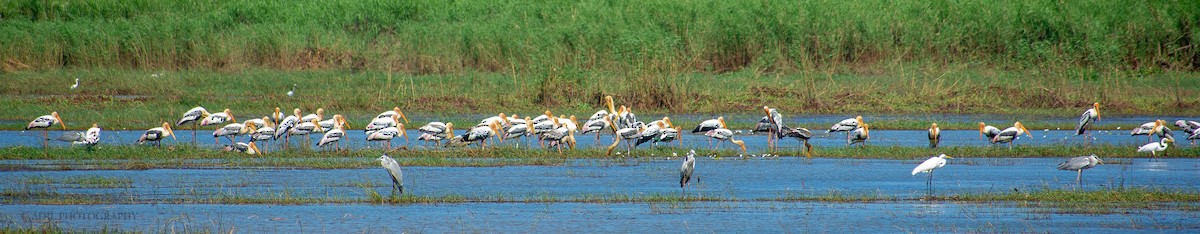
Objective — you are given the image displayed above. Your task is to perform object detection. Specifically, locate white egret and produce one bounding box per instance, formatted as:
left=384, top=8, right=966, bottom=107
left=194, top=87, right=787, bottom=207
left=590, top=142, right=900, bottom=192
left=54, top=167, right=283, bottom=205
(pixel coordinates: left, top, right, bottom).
left=912, top=154, right=952, bottom=197
left=70, top=78, right=79, bottom=90
left=1137, top=138, right=1173, bottom=161
left=287, top=84, right=296, bottom=97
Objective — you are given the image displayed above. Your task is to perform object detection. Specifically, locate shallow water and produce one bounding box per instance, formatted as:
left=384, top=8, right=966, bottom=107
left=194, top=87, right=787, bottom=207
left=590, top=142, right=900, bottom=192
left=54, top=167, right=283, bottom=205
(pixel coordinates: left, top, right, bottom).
left=1, top=157, right=1198, bottom=232
left=3, top=202, right=1197, bottom=233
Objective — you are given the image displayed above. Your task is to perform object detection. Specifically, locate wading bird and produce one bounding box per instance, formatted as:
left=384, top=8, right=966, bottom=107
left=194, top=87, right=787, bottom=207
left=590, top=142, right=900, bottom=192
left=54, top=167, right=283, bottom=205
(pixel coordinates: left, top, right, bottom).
left=614, top=123, right=646, bottom=154
left=200, top=109, right=236, bottom=144
left=829, top=116, right=863, bottom=133
left=692, top=117, right=726, bottom=147
left=781, top=126, right=814, bottom=158
left=374, top=107, right=410, bottom=125
left=680, top=150, right=696, bottom=193
left=213, top=122, right=255, bottom=145
left=177, top=106, right=210, bottom=143
left=991, top=122, right=1032, bottom=148
left=366, top=114, right=408, bottom=147
left=581, top=115, right=612, bottom=144
left=287, top=84, right=296, bottom=97
left=318, top=117, right=349, bottom=150
left=704, top=128, right=747, bottom=155
left=301, top=108, right=324, bottom=123
left=57, top=123, right=100, bottom=148
left=70, top=78, right=79, bottom=90
left=138, top=122, right=175, bottom=147
left=228, top=142, right=262, bottom=155
left=378, top=154, right=404, bottom=195
left=289, top=119, right=324, bottom=147
left=417, top=122, right=451, bottom=147
left=848, top=124, right=870, bottom=147
left=318, top=114, right=348, bottom=132
left=763, top=106, right=783, bottom=151
left=250, top=117, right=276, bottom=150
left=26, top=111, right=66, bottom=150
left=979, top=122, right=1001, bottom=142
left=912, top=154, right=952, bottom=197
left=274, top=109, right=301, bottom=149
left=366, top=126, right=402, bottom=151
left=1130, top=120, right=1173, bottom=142
left=1137, top=138, right=1173, bottom=161
left=1175, top=120, right=1200, bottom=145
left=1076, top=102, right=1100, bottom=141
left=928, top=123, right=941, bottom=148
left=1057, top=155, right=1103, bottom=188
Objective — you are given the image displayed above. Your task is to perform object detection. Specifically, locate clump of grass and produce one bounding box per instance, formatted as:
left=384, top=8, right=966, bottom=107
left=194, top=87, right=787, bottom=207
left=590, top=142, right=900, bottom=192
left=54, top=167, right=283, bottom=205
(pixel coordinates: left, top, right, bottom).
left=19, top=175, right=133, bottom=188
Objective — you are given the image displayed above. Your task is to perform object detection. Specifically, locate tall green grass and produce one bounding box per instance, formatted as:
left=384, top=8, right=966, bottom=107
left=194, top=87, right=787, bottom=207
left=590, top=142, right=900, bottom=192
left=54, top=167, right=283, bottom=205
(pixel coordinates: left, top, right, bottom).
left=2, top=0, right=1197, bottom=72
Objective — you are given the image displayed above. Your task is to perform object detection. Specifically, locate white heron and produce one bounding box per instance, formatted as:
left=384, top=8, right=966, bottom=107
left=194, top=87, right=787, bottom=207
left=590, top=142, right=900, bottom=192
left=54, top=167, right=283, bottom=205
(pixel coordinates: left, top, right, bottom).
left=377, top=154, right=404, bottom=195
left=70, top=78, right=79, bottom=90
left=680, top=150, right=696, bottom=193
left=1057, top=155, right=1103, bottom=188
left=287, top=84, right=296, bottom=97
left=912, top=154, right=952, bottom=197
left=1137, top=138, right=1173, bottom=161
left=928, top=123, right=941, bottom=148
left=26, top=111, right=66, bottom=150
left=137, top=122, right=176, bottom=147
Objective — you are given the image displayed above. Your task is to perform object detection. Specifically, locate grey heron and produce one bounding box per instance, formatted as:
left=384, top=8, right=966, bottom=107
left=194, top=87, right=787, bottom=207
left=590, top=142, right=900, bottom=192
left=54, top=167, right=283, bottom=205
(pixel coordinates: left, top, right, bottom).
left=378, top=154, right=404, bottom=195
left=680, top=150, right=696, bottom=193
left=1057, top=155, right=1103, bottom=188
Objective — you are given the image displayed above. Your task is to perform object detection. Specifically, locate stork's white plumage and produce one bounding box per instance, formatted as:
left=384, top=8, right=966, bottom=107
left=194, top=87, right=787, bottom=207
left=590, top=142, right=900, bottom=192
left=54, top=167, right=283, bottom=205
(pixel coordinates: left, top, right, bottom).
left=829, top=116, right=863, bottom=133
left=301, top=108, right=324, bottom=123
left=213, top=122, right=255, bottom=145
left=138, top=122, right=175, bottom=147
left=979, top=122, right=1001, bottom=141
left=366, top=126, right=402, bottom=150
left=692, top=117, right=725, bottom=133
left=374, top=107, right=409, bottom=125
left=200, top=109, right=235, bottom=126
left=27, top=112, right=65, bottom=130
left=991, top=122, right=1031, bottom=147
left=318, top=115, right=348, bottom=132
left=177, top=107, right=209, bottom=126
left=1076, top=102, right=1100, bottom=136
left=928, top=123, right=940, bottom=148
left=848, top=124, right=870, bottom=147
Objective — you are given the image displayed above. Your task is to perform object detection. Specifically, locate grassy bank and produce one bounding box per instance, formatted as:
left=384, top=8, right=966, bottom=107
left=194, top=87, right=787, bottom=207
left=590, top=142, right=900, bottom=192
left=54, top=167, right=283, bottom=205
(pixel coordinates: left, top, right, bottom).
left=2, top=69, right=1198, bottom=131
left=0, top=144, right=1194, bottom=170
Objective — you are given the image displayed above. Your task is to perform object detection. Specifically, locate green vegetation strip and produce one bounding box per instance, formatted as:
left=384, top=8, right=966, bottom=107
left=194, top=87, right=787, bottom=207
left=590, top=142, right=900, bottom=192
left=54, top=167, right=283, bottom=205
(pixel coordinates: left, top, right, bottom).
left=4, top=186, right=1196, bottom=211
left=0, top=144, right=1195, bottom=170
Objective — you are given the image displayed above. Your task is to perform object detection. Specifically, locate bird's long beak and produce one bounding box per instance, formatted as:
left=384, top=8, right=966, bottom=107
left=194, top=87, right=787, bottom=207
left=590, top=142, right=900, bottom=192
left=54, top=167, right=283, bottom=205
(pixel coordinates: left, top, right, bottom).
left=855, top=116, right=864, bottom=127
left=225, top=109, right=236, bottom=123
left=664, top=117, right=673, bottom=128
left=340, top=116, right=351, bottom=129
left=1097, top=158, right=1104, bottom=164
left=719, top=117, right=727, bottom=129
left=399, top=111, right=409, bottom=124
left=445, top=123, right=454, bottom=139
left=978, top=122, right=986, bottom=140
left=733, top=139, right=747, bottom=154
left=762, top=106, right=772, bottom=121
left=944, top=155, right=953, bottom=159
left=1018, top=122, right=1031, bottom=137
left=165, top=123, right=176, bottom=140
left=605, top=96, right=615, bottom=114
left=53, top=112, right=66, bottom=130
left=250, top=142, right=261, bottom=154
left=1094, top=102, right=1101, bottom=121
left=313, top=119, right=324, bottom=132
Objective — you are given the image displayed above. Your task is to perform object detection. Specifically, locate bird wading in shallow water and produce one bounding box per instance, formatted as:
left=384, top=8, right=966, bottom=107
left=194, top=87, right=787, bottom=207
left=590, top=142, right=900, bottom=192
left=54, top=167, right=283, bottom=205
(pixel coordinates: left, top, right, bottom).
left=1057, top=155, right=1103, bottom=189
left=912, top=154, right=952, bottom=197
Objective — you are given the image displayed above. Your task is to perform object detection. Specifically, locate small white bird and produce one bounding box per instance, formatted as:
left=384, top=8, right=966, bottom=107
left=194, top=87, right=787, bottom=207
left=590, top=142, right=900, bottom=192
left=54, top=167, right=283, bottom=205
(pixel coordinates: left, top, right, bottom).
left=287, top=84, right=296, bottom=97
left=378, top=154, right=404, bottom=195
left=70, top=78, right=79, bottom=90
left=912, top=154, right=952, bottom=196
left=1137, top=138, right=1173, bottom=161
